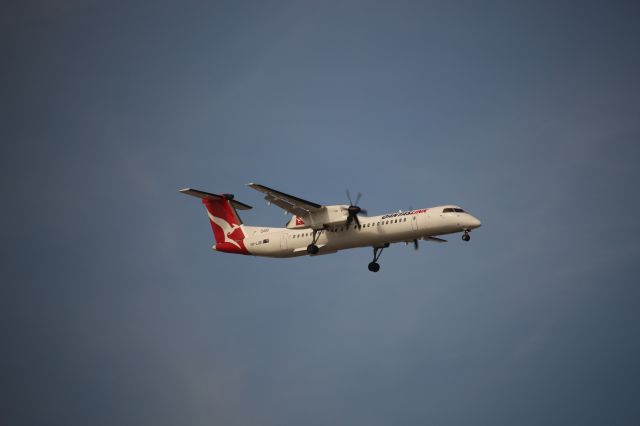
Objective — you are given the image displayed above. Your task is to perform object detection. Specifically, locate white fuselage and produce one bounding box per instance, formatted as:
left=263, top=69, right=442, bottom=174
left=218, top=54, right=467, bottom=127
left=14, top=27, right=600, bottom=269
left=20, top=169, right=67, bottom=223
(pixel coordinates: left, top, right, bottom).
left=235, top=205, right=481, bottom=258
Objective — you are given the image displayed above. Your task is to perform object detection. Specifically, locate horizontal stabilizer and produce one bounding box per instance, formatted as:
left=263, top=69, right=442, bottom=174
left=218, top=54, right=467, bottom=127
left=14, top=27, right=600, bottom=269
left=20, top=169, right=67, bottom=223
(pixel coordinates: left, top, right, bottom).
left=179, top=188, right=252, bottom=210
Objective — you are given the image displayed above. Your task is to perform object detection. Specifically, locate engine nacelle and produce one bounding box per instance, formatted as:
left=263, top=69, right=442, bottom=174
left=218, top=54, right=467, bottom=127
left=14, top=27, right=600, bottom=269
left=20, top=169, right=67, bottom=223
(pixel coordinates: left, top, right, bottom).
left=285, top=205, right=352, bottom=229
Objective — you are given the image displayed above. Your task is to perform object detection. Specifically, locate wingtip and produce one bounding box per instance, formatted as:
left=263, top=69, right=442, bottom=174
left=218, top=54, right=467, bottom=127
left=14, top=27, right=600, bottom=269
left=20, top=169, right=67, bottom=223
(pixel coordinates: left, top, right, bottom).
left=179, top=188, right=191, bottom=193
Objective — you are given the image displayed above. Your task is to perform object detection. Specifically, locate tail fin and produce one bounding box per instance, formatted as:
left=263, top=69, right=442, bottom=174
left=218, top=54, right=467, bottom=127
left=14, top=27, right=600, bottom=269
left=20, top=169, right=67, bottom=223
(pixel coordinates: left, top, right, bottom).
left=180, top=188, right=253, bottom=254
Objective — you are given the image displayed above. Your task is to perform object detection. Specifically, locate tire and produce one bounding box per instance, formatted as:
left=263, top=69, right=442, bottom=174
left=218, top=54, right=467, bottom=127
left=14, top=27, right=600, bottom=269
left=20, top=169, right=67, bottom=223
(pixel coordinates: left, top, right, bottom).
left=368, top=262, right=380, bottom=272
left=307, top=244, right=319, bottom=255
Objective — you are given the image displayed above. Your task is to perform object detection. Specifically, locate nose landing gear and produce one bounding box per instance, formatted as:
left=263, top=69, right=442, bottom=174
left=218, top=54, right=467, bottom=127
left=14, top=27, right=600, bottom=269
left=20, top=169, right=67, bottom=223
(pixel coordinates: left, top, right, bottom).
left=368, top=244, right=388, bottom=272
left=368, top=262, right=380, bottom=272
left=462, top=230, right=471, bottom=241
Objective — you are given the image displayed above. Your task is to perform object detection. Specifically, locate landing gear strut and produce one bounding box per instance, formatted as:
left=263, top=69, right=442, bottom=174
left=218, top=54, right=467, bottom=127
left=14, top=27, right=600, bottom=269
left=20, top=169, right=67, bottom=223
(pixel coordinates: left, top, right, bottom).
left=368, top=245, right=387, bottom=272
left=462, top=230, right=471, bottom=241
left=307, top=229, right=322, bottom=255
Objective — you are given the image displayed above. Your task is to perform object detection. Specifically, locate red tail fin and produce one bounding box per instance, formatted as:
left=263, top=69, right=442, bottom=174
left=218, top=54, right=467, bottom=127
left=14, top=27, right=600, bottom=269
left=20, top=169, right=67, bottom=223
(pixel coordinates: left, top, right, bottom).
left=180, top=189, right=252, bottom=254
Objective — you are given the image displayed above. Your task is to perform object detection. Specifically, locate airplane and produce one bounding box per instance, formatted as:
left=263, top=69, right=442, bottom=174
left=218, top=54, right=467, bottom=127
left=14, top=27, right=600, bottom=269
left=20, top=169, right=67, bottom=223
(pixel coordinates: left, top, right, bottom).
left=180, top=183, right=481, bottom=272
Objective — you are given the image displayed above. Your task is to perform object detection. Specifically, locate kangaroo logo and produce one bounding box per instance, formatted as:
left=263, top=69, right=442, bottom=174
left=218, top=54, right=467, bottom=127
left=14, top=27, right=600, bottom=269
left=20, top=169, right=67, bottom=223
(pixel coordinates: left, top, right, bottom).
left=207, top=211, right=243, bottom=249
left=295, top=216, right=305, bottom=226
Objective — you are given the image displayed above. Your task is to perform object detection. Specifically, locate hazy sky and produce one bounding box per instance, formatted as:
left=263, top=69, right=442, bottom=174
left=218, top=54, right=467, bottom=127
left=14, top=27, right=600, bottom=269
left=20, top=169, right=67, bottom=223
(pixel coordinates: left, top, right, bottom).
left=2, top=1, right=640, bottom=425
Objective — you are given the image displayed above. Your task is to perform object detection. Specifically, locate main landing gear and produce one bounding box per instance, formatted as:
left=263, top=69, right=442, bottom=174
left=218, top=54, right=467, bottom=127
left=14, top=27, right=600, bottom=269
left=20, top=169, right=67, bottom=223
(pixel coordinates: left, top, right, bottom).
left=462, top=230, right=471, bottom=241
left=368, top=244, right=388, bottom=272
left=307, top=229, right=322, bottom=255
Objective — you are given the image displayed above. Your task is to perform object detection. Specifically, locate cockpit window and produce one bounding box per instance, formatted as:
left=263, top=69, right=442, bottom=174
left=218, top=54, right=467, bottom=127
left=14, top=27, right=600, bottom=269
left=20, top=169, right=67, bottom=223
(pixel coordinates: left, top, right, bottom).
left=443, top=207, right=465, bottom=213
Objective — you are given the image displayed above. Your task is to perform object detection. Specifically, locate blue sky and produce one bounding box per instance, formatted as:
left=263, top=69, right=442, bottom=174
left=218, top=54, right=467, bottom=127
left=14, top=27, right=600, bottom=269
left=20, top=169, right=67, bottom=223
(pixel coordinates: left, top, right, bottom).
left=2, top=1, right=640, bottom=425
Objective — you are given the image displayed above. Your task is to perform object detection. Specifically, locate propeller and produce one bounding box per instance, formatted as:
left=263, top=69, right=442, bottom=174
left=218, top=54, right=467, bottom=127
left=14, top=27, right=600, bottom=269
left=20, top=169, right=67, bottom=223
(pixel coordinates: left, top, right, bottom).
left=345, top=190, right=367, bottom=227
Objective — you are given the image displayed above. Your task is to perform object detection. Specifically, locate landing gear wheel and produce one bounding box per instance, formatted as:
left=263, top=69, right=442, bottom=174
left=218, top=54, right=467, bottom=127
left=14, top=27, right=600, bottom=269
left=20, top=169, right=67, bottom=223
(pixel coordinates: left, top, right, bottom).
left=368, top=246, right=384, bottom=271
left=462, top=232, right=470, bottom=242
left=307, top=244, right=319, bottom=255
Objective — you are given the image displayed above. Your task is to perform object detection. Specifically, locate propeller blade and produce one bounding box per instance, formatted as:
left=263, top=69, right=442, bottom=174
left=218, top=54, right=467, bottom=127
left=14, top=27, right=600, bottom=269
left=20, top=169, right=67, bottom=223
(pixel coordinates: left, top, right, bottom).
left=345, top=215, right=353, bottom=228
left=345, top=189, right=366, bottom=227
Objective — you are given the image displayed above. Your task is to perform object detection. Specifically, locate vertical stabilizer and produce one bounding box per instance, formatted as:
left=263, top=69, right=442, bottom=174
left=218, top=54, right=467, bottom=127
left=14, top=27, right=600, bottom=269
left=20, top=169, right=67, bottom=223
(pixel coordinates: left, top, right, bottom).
left=180, top=188, right=252, bottom=254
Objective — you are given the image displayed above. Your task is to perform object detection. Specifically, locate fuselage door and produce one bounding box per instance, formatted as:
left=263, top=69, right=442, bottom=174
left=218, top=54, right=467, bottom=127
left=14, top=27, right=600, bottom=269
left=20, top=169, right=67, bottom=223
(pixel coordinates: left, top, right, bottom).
left=280, top=233, right=288, bottom=250
left=411, top=215, right=419, bottom=231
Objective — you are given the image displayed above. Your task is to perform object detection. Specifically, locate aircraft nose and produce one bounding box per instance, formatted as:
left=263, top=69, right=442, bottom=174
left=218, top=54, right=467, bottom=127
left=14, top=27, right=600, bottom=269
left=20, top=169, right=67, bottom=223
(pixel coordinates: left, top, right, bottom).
left=469, top=216, right=481, bottom=229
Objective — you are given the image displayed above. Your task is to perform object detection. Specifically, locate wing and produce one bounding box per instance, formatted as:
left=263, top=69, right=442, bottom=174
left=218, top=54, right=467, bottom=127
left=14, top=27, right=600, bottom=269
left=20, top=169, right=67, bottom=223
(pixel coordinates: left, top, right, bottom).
left=246, top=183, right=323, bottom=217
left=424, top=236, right=447, bottom=243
